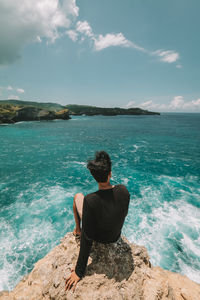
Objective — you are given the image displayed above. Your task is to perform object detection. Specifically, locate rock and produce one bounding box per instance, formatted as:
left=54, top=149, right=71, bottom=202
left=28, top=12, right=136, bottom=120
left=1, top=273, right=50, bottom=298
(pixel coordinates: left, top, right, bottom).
left=55, top=109, right=71, bottom=120
left=13, top=107, right=70, bottom=122
left=13, top=107, right=54, bottom=121
left=1, top=233, right=199, bottom=300
left=0, top=104, right=70, bottom=124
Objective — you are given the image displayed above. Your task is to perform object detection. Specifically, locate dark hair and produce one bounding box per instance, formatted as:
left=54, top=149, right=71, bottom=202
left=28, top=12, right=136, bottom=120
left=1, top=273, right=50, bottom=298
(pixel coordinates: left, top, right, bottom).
left=87, top=151, right=112, bottom=183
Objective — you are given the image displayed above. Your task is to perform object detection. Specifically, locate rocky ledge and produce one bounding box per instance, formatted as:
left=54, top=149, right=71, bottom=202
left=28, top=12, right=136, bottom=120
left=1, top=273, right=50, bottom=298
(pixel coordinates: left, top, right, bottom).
left=0, top=104, right=70, bottom=124
left=0, top=233, right=199, bottom=300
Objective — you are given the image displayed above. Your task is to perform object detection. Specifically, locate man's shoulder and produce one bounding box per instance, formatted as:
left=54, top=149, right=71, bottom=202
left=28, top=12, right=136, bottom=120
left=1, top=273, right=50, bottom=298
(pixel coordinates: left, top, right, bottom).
left=84, top=184, right=130, bottom=202
left=115, top=184, right=130, bottom=195
left=84, top=191, right=100, bottom=210
left=84, top=191, right=99, bottom=202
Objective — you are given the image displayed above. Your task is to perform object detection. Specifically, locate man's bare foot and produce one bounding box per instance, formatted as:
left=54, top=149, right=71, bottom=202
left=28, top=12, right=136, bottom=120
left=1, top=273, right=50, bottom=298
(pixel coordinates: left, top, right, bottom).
left=73, top=228, right=81, bottom=237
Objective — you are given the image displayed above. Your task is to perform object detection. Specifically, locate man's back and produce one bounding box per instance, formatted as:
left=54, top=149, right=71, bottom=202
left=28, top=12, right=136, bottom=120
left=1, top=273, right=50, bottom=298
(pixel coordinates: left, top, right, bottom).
left=75, top=184, right=130, bottom=278
left=84, top=184, right=130, bottom=243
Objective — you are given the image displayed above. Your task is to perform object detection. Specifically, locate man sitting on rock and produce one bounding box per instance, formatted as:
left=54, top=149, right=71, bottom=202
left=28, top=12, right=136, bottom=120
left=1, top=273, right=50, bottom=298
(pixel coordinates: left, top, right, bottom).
left=65, top=151, right=130, bottom=291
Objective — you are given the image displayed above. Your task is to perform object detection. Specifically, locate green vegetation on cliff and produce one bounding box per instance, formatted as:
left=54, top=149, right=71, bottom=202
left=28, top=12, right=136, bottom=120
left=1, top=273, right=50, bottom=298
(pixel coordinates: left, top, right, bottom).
left=0, top=100, right=160, bottom=124
left=0, top=99, right=65, bottom=112
left=0, top=101, right=70, bottom=124
left=66, top=104, right=160, bottom=116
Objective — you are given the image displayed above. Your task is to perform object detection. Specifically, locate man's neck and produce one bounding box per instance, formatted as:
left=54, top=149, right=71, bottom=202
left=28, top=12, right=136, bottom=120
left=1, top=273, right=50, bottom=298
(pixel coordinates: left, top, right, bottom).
left=98, top=181, right=113, bottom=190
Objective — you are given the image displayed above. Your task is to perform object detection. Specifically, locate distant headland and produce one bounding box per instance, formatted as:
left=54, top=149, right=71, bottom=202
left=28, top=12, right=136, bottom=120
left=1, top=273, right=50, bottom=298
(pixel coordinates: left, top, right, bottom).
left=65, top=104, right=160, bottom=116
left=0, top=100, right=160, bottom=124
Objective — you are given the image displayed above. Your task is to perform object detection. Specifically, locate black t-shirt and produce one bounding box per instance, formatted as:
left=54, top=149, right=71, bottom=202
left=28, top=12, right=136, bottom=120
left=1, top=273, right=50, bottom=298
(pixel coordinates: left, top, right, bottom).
left=75, top=184, right=130, bottom=278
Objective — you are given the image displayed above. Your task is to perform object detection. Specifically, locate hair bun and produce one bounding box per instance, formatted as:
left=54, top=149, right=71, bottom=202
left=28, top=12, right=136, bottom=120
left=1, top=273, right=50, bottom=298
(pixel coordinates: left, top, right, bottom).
left=95, top=151, right=110, bottom=162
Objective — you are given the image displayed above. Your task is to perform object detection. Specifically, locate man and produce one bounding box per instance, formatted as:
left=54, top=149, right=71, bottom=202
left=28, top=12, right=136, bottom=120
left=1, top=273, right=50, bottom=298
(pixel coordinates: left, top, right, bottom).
left=65, top=151, right=130, bottom=291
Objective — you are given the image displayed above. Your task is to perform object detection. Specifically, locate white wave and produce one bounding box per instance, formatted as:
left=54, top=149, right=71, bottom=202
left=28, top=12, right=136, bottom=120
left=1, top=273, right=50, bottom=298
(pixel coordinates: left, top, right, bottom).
left=130, top=144, right=140, bottom=153
left=122, top=178, right=129, bottom=185
left=127, top=198, right=200, bottom=283
left=70, top=116, right=89, bottom=121
left=181, top=233, right=200, bottom=258
left=179, top=259, right=200, bottom=283
left=73, top=161, right=87, bottom=166
left=0, top=123, right=12, bottom=126
left=14, top=121, right=26, bottom=124
left=0, top=184, right=76, bottom=291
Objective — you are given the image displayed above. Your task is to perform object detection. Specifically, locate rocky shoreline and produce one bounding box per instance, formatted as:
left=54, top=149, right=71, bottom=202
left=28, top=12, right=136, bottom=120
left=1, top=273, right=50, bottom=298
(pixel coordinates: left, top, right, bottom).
left=0, top=104, right=70, bottom=124
left=0, top=100, right=160, bottom=124
left=1, top=232, right=199, bottom=300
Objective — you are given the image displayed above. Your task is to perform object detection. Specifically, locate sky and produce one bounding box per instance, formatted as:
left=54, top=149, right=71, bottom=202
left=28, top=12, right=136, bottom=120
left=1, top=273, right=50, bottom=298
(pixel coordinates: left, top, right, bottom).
left=0, top=0, right=200, bottom=112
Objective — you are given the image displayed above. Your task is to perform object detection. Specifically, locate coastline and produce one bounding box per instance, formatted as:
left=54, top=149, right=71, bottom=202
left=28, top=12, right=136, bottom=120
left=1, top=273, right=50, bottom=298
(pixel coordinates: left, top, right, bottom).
left=0, top=100, right=160, bottom=125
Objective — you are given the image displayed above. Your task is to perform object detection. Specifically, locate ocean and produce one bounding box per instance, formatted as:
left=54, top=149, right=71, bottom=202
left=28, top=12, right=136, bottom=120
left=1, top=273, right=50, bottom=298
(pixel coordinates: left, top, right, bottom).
left=0, top=113, right=200, bottom=291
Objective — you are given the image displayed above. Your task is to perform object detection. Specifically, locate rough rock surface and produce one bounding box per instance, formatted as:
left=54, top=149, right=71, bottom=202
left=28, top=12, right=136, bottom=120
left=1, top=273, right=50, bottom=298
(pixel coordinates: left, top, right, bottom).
left=0, top=104, right=70, bottom=124
left=1, top=233, right=199, bottom=300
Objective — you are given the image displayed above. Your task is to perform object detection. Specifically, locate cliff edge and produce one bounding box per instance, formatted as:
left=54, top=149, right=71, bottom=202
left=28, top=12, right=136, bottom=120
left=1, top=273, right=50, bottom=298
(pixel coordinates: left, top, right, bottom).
left=0, top=233, right=199, bottom=300
left=0, top=104, right=70, bottom=124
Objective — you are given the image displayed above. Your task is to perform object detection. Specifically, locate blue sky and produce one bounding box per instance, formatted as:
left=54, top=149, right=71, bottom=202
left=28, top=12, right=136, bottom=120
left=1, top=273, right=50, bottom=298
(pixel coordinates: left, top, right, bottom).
left=0, top=0, right=200, bottom=112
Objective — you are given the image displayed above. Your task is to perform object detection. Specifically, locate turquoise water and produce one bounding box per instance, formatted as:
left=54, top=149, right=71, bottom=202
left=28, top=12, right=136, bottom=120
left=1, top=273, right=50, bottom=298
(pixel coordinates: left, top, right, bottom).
left=0, top=113, right=200, bottom=290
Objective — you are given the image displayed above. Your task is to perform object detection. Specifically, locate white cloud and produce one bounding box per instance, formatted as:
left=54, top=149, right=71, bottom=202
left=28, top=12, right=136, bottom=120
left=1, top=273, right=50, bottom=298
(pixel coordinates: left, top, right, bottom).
left=76, top=21, right=93, bottom=37
left=131, top=43, right=146, bottom=52
left=93, top=35, right=177, bottom=62
left=68, top=20, right=143, bottom=52
left=176, top=64, right=182, bottom=69
left=94, top=33, right=132, bottom=51
left=0, top=1, right=180, bottom=66
left=126, top=96, right=200, bottom=112
left=68, top=20, right=178, bottom=64
left=0, top=86, right=25, bottom=98
left=183, top=98, right=200, bottom=110
left=158, top=103, right=168, bottom=110
left=129, top=99, right=167, bottom=111
left=154, top=50, right=179, bottom=63
left=62, top=0, right=79, bottom=17
left=126, top=100, right=136, bottom=108
left=72, top=20, right=143, bottom=52
left=170, top=96, right=200, bottom=111
left=36, top=36, right=42, bottom=43
left=166, top=96, right=200, bottom=111
left=66, top=30, right=78, bottom=41
left=127, top=99, right=160, bottom=111
left=17, top=88, right=25, bottom=94
left=0, top=85, right=13, bottom=91
left=0, top=0, right=79, bottom=64
left=169, top=96, right=184, bottom=109
left=140, top=100, right=161, bottom=110
left=8, top=95, right=19, bottom=100
left=139, top=100, right=154, bottom=109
